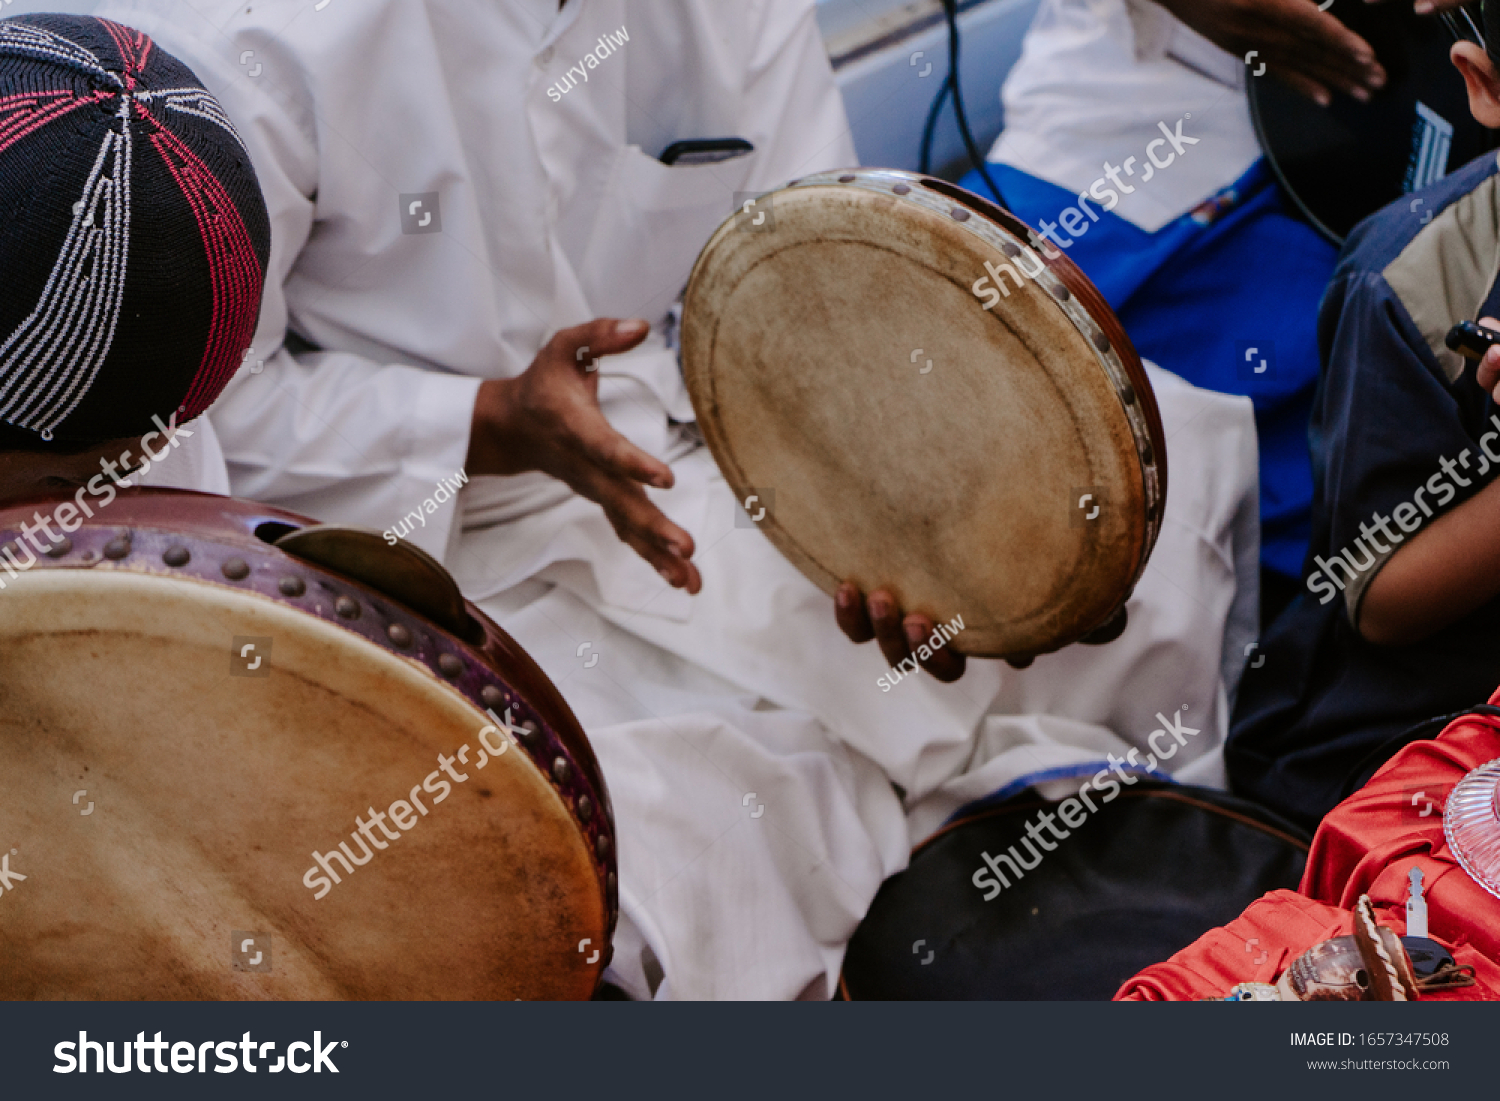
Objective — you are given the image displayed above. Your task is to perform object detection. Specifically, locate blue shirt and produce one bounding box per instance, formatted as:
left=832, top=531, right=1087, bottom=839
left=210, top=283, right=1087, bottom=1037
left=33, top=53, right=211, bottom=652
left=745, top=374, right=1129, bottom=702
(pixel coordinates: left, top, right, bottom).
left=960, top=159, right=1335, bottom=579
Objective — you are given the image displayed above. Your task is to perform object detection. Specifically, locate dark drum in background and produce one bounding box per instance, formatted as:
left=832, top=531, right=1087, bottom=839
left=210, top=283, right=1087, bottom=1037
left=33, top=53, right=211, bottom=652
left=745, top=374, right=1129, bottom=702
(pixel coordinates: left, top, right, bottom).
left=839, top=782, right=1309, bottom=1000
left=1251, top=1, right=1500, bottom=244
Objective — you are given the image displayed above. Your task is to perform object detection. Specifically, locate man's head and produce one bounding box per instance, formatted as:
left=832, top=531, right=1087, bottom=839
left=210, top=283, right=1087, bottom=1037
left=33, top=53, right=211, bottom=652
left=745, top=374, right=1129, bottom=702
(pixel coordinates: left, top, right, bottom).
left=0, top=14, right=269, bottom=491
left=1451, top=1, right=1500, bottom=127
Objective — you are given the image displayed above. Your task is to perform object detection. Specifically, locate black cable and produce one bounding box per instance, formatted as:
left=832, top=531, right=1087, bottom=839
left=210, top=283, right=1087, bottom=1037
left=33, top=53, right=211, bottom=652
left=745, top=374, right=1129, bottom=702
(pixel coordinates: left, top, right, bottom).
left=918, top=76, right=950, bottom=176
left=939, top=0, right=1006, bottom=208
left=1440, top=5, right=1484, bottom=46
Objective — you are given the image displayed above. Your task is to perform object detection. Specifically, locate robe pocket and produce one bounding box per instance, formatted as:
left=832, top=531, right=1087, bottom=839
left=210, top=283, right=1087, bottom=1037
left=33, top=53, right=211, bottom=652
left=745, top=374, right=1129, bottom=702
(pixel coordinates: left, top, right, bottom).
left=579, top=144, right=757, bottom=321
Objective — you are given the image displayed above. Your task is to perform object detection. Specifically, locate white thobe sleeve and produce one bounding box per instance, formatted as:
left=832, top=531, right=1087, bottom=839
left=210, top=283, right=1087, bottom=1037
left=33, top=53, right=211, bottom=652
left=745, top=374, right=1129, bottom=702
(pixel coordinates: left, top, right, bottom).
left=135, top=417, right=231, bottom=497
left=94, top=1, right=481, bottom=561
left=213, top=81, right=480, bottom=560
left=213, top=344, right=480, bottom=561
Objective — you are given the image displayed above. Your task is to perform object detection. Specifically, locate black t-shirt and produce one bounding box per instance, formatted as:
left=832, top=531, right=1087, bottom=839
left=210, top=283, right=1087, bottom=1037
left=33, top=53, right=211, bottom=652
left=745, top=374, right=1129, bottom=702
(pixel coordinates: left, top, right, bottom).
left=1228, top=150, right=1500, bottom=830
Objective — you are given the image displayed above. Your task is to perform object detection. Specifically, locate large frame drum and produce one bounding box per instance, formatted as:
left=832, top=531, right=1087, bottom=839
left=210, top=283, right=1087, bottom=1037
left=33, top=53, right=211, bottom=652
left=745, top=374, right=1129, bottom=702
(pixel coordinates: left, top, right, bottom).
left=0, top=490, right=614, bottom=1000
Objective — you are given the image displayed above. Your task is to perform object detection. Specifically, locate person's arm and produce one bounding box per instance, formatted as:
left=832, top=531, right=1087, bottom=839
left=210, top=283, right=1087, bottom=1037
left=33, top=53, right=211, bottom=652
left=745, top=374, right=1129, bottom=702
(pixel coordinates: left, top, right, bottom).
left=101, top=2, right=699, bottom=585
left=1308, top=246, right=1499, bottom=645
left=1152, top=0, right=1387, bottom=106
left=1359, top=474, right=1500, bottom=644
left=92, top=3, right=481, bottom=561
left=1371, top=317, right=1500, bottom=644
left=1156, top=0, right=1475, bottom=107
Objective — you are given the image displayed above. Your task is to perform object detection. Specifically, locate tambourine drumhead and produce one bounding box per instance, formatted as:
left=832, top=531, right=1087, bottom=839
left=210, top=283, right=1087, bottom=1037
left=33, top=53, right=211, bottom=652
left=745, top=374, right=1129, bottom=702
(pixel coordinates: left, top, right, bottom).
left=1251, top=2, right=1499, bottom=244
left=682, top=170, right=1165, bottom=658
left=0, top=492, right=612, bottom=1000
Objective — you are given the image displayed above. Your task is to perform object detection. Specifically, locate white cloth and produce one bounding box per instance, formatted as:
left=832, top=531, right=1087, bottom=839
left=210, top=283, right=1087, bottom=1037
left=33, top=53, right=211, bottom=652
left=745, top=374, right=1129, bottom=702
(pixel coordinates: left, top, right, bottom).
left=96, top=0, right=1262, bottom=999
left=135, top=416, right=231, bottom=495
left=475, top=361, right=1259, bottom=1000
left=989, top=0, right=1262, bottom=232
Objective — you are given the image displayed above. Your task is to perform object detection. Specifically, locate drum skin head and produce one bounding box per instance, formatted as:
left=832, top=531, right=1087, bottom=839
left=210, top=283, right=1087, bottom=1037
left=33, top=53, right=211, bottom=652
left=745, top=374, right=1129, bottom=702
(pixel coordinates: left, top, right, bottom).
left=0, top=496, right=609, bottom=1001
left=682, top=170, right=1163, bottom=658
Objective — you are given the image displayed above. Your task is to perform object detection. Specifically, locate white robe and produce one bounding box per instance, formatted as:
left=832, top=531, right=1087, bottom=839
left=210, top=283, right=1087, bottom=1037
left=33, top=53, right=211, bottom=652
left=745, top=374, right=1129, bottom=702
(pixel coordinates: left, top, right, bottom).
left=135, top=417, right=231, bottom=496
left=989, top=0, right=1263, bottom=232
left=96, top=0, right=1260, bottom=999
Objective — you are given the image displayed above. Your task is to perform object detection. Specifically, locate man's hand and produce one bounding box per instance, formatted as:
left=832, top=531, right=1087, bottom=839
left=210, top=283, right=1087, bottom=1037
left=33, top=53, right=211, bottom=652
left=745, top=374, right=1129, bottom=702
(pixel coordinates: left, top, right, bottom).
left=835, top=583, right=967, bottom=682
left=467, top=318, right=701, bottom=593
left=833, top=583, right=1131, bottom=682
left=1155, top=0, right=1387, bottom=106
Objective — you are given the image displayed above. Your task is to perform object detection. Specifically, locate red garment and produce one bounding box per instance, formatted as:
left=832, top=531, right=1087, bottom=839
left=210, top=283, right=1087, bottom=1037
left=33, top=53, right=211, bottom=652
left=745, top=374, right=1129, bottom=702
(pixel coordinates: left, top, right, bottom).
left=1116, top=688, right=1500, bottom=1000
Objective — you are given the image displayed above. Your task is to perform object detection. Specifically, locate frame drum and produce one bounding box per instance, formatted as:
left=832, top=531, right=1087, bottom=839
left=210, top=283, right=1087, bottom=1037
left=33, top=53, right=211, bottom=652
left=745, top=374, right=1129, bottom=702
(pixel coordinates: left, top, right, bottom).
left=839, top=781, right=1309, bottom=1000
left=681, top=170, right=1165, bottom=659
left=0, top=490, right=614, bottom=1000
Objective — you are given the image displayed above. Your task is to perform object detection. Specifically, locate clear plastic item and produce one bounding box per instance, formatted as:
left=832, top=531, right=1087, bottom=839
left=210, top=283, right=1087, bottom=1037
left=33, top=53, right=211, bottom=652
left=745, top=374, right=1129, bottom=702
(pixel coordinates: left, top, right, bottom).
left=1443, top=757, right=1500, bottom=901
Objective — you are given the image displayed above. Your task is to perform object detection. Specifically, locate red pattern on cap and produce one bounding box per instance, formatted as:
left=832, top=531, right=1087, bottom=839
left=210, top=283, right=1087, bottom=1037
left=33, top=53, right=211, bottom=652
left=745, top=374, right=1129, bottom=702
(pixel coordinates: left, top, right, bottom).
left=100, top=18, right=151, bottom=90
left=139, top=102, right=260, bottom=421
left=0, top=88, right=108, bottom=156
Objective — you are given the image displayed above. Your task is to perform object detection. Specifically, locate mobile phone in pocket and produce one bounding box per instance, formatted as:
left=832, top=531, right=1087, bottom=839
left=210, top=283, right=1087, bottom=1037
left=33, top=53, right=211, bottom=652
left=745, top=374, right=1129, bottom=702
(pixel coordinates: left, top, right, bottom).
left=659, top=138, right=753, bottom=166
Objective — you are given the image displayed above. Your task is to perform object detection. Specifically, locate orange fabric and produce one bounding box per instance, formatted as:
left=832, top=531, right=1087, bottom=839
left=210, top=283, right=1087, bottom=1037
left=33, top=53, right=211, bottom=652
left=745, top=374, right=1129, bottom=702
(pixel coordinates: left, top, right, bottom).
left=1116, top=687, right=1500, bottom=1000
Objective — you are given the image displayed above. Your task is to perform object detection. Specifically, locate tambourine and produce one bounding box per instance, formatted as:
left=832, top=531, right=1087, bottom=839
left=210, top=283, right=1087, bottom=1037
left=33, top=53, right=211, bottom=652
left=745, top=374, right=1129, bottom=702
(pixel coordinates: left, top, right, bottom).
left=681, top=169, right=1165, bottom=658
left=0, top=489, right=613, bottom=999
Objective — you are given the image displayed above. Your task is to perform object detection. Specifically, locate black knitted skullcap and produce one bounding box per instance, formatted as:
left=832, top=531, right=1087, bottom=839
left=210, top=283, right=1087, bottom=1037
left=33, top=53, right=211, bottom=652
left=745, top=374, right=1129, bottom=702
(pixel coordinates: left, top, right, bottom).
left=0, top=14, right=269, bottom=452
